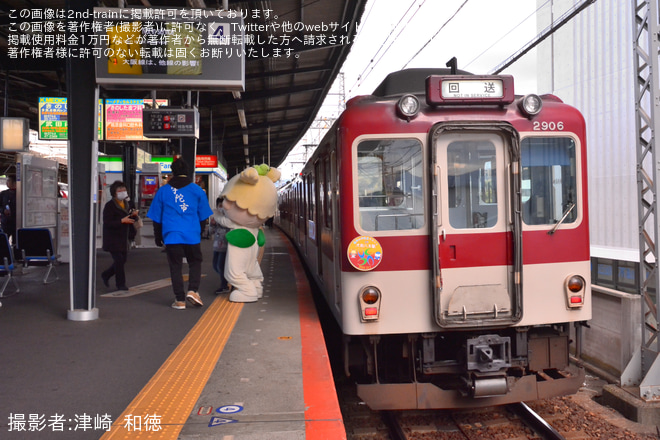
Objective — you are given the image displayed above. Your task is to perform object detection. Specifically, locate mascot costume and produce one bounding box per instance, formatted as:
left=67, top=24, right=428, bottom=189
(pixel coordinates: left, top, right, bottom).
left=219, top=164, right=280, bottom=303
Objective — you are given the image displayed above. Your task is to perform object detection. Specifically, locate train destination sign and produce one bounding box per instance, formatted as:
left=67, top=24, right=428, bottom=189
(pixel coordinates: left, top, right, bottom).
left=426, top=75, right=515, bottom=105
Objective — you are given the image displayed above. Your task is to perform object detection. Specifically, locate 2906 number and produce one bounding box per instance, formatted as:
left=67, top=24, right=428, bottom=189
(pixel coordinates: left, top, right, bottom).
left=533, top=121, right=564, bottom=131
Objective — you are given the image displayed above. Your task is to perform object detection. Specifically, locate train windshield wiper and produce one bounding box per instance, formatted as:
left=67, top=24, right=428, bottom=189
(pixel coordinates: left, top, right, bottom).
left=547, top=203, right=576, bottom=235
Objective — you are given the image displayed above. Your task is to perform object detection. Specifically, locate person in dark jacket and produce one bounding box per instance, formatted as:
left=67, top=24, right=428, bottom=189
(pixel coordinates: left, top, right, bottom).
left=0, top=175, right=17, bottom=245
left=101, top=181, right=138, bottom=290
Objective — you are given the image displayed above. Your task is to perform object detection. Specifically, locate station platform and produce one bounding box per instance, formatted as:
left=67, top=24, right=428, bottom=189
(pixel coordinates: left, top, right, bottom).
left=0, top=228, right=345, bottom=440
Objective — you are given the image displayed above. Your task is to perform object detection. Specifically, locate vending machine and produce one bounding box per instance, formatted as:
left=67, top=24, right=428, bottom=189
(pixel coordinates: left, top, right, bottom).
left=138, top=162, right=161, bottom=218
left=136, top=162, right=160, bottom=247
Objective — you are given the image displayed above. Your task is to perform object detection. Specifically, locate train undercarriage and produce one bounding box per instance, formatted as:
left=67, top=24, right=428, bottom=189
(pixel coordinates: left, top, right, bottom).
left=346, top=324, right=585, bottom=410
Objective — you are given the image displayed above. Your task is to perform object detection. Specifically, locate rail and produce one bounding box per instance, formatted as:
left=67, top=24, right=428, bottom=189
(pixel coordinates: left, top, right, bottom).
left=506, top=402, right=565, bottom=440
left=380, top=404, right=566, bottom=440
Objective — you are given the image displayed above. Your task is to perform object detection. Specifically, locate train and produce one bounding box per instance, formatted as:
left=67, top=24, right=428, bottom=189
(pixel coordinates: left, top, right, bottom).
left=276, top=68, right=590, bottom=410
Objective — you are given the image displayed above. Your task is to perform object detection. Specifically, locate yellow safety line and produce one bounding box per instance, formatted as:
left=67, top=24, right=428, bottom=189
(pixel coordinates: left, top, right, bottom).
left=100, top=296, right=244, bottom=439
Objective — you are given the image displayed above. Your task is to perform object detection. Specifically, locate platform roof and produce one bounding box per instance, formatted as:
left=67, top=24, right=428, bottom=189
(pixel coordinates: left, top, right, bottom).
left=0, top=0, right=367, bottom=177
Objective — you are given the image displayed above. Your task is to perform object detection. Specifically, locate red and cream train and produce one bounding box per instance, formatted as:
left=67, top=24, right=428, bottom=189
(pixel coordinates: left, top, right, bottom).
left=276, top=68, right=590, bottom=409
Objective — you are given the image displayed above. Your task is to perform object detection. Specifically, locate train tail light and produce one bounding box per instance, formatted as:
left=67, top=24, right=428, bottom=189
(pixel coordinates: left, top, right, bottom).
left=359, top=286, right=381, bottom=322
left=396, top=94, right=420, bottom=120
left=565, top=275, right=586, bottom=308
left=518, top=94, right=543, bottom=117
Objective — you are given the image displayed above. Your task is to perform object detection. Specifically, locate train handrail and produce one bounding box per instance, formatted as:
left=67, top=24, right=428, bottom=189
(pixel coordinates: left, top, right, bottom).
left=374, top=212, right=424, bottom=230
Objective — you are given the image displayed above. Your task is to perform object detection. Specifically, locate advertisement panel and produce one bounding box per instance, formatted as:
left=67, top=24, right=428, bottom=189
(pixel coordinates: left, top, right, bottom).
left=105, top=98, right=169, bottom=141
left=39, top=98, right=105, bottom=140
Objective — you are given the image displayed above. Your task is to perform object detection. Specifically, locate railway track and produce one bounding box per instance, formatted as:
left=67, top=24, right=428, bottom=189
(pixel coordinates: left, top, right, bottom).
left=379, top=403, right=564, bottom=440
left=340, top=377, right=660, bottom=440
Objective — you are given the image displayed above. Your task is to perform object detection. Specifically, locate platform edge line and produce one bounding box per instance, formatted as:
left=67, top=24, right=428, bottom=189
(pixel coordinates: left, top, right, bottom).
left=282, top=230, right=347, bottom=440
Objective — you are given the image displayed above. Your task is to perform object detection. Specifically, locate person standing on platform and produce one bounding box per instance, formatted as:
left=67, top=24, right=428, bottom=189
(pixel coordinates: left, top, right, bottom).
left=101, top=181, right=138, bottom=291
left=0, top=175, right=17, bottom=245
left=210, top=196, right=231, bottom=295
left=147, top=158, right=213, bottom=310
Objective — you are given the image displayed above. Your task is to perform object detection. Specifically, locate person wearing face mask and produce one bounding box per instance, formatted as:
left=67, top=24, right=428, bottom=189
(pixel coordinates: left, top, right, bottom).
left=101, top=180, right=138, bottom=290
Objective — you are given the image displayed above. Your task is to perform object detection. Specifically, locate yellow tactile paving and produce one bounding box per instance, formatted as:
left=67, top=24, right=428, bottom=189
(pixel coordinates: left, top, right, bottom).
left=100, top=295, right=243, bottom=439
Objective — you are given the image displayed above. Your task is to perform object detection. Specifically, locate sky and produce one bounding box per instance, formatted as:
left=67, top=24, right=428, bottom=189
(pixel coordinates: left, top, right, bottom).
left=278, top=0, right=545, bottom=181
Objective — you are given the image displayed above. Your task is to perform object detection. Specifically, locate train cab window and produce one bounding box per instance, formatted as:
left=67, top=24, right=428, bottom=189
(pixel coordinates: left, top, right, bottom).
left=357, top=139, right=424, bottom=231
left=447, top=141, right=498, bottom=229
left=521, top=137, right=577, bottom=226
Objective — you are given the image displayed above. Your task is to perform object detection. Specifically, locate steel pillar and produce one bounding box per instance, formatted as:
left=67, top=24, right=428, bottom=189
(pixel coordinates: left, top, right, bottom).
left=624, top=0, right=660, bottom=400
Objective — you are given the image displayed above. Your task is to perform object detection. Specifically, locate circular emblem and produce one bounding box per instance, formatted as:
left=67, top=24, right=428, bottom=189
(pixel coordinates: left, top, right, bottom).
left=347, top=236, right=383, bottom=271
left=216, top=405, right=243, bottom=414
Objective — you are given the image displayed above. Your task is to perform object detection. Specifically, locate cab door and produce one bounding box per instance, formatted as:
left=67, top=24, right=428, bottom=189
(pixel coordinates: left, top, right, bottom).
left=430, top=123, right=522, bottom=328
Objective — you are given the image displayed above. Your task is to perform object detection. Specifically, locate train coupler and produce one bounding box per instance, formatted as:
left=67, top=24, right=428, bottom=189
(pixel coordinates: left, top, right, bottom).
left=466, top=334, right=512, bottom=372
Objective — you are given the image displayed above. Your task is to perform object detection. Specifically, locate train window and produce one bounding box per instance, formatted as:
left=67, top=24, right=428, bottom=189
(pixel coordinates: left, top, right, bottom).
left=447, top=141, right=498, bottom=229
left=324, top=156, right=332, bottom=229
left=521, top=137, right=577, bottom=226
left=316, top=161, right=324, bottom=231
left=307, top=174, right=315, bottom=223
left=356, top=139, right=424, bottom=231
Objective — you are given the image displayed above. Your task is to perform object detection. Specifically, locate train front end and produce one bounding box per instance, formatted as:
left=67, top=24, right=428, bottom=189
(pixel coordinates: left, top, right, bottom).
left=338, top=70, right=590, bottom=409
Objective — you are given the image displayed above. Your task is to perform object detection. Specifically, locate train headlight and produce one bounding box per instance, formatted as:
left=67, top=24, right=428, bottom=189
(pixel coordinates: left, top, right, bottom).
left=518, top=94, right=543, bottom=117
left=397, top=94, right=420, bottom=120
left=358, top=286, right=381, bottom=322
left=564, top=275, right=586, bottom=309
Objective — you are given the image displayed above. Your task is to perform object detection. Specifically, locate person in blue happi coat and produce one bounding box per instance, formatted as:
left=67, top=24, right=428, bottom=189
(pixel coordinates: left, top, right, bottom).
left=147, top=158, right=213, bottom=310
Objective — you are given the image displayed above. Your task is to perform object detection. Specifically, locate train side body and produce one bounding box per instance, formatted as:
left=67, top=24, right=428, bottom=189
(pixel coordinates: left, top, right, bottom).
left=276, top=69, right=590, bottom=409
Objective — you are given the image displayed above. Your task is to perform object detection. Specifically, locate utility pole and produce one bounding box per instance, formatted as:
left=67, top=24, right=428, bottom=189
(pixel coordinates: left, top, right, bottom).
left=622, top=0, right=660, bottom=401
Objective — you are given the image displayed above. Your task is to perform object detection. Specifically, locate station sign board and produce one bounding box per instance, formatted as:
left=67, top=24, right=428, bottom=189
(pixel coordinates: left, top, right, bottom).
left=196, top=155, right=218, bottom=168
left=93, top=8, right=245, bottom=91
left=142, top=107, right=199, bottom=139
left=151, top=155, right=223, bottom=174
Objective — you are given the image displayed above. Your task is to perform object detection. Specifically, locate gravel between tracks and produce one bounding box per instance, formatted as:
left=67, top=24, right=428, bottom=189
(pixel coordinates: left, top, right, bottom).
left=343, top=374, right=660, bottom=439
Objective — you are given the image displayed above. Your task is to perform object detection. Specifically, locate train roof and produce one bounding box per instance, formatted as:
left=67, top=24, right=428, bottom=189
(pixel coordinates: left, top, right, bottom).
left=372, top=68, right=473, bottom=97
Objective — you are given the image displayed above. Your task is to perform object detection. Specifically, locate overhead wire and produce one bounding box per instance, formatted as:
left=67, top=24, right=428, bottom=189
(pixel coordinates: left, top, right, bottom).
left=464, top=0, right=552, bottom=70
left=401, top=0, right=471, bottom=69
left=491, top=0, right=595, bottom=74
left=352, top=0, right=428, bottom=92
left=348, top=0, right=561, bottom=96
left=348, top=0, right=424, bottom=93
left=353, top=0, right=376, bottom=42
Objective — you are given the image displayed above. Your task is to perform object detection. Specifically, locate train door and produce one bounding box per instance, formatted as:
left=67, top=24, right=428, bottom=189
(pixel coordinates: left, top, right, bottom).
left=431, top=124, right=522, bottom=328
left=329, top=150, right=342, bottom=310
left=319, top=154, right=337, bottom=296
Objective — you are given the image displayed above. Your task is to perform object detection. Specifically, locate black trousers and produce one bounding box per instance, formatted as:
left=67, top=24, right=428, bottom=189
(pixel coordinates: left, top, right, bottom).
left=165, top=243, right=203, bottom=302
left=102, top=251, right=127, bottom=288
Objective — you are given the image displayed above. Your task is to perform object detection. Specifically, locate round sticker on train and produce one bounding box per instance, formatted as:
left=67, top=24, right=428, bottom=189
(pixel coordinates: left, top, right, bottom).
left=347, top=236, right=383, bottom=271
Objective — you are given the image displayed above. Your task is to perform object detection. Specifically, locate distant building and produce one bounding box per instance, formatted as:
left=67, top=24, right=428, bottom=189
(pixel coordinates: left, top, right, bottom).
left=537, top=0, right=638, bottom=276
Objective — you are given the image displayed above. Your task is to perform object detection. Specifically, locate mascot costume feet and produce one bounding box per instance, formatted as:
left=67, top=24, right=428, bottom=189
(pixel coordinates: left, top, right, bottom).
left=219, top=165, right=280, bottom=303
